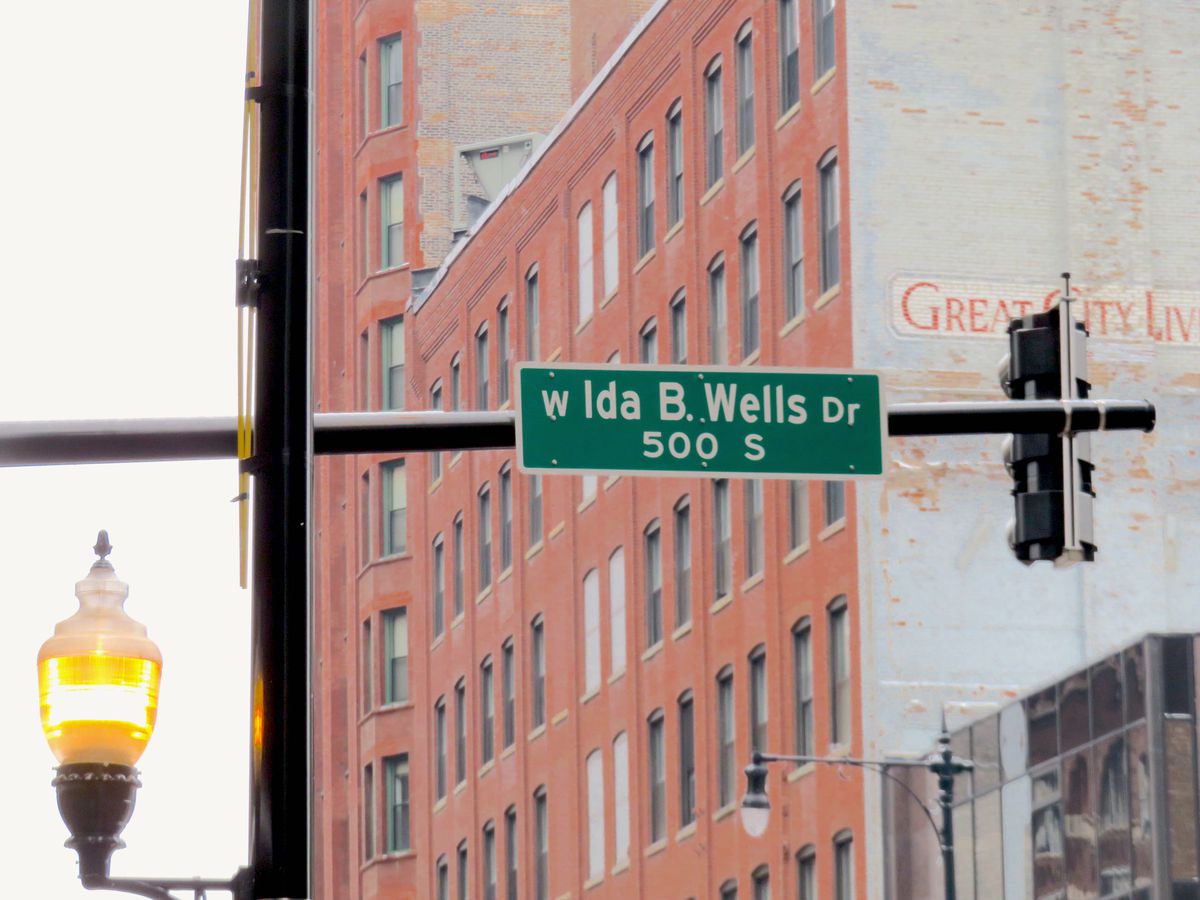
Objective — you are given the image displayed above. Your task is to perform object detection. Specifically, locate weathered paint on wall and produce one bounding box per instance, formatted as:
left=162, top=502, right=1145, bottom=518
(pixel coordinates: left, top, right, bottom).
left=846, top=1, right=1200, bottom=893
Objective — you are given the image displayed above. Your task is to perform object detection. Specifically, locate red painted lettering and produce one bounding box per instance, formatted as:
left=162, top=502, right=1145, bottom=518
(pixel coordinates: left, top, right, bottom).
left=968, top=297, right=990, bottom=333
left=901, top=281, right=941, bottom=331
left=945, top=296, right=966, bottom=332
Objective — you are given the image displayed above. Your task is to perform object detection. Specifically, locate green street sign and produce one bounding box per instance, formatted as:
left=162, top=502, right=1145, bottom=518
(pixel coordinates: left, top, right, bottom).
left=516, top=363, right=885, bottom=478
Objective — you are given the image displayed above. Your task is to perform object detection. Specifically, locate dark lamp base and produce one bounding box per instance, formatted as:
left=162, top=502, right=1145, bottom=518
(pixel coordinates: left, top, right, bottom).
left=52, top=762, right=141, bottom=883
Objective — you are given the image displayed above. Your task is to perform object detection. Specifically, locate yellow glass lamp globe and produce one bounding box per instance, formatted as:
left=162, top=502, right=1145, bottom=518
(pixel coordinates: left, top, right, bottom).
left=37, top=532, right=162, bottom=767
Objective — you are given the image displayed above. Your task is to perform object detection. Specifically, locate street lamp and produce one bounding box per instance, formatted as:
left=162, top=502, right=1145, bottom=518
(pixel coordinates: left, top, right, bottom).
left=38, top=532, right=248, bottom=900
left=739, top=726, right=972, bottom=900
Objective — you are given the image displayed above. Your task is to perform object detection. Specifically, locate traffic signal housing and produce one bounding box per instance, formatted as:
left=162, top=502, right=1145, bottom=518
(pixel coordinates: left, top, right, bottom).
left=998, top=301, right=1096, bottom=564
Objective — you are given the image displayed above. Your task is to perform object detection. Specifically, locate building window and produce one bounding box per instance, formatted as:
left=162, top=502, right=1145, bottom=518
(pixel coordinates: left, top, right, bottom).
left=637, top=134, right=655, bottom=259
left=380, top=35, right=402, bottom=127
left=583, top=569, right=601, bottom=693
left=582, top=473, right=597, bottom=503
left=432, top=535, right=445, bottom=639
left=528, top=474, right=543, bottom=544
left=359, top=330, right=369, bottom=410
left=578, top=202, right=594, bottom=323
left=384, top=753, right=409, bottom=852
left=797, top=846, right=816, bottom=900
left=382, top=460, right=407, bottom=556
left=749, top=645, right=768, bottom=755
left=744, top=479, right=763, bottom=578
left=834, top=831, right=853, bottom=900
left=752, top=866, right=769, bottom=900
left=453, top=513, right=465, bottom=617
left=793, top=619, right=813, bottom=756
left=713, top=479, right=731, bottom=598
left=502, top=638, right=515, bottom=748
left=789, top=480, right=809, bottom=550
left=705, top=59, right=724, bottom=187
left=438, top=855, right=450, bottom=900
left=644, top=711, right=666, bottom=846
left=829, top=597, right=850, bottom=745
left=499, top=464, right=513, bottom=571
left=454, top=678, right=467, bottom=784
left=679, top=691, right=696, bottom=827
left=504, top=806, right=518, bottom=900
left=359, top=191, right=369, bottom=279
left=382, top=607, right=408, bottom=704
left=674, top=497, right=692, bottom=628
left=483, top=821, right=497, bottom=900
left=708, top=256, right=727, bottom=363
left=525, top=266, right=540, bottom=360
left=363, top=763, right=374, bottom=860
left=380, top=175, right=404, bottom=270
left=613, top=732, right=630, bottom=863
left=814, top=0, right=836, bottom=80
left=720, top=879, right=738, bottom=900
left=602, top=175, right=619, bottom=296
left=670, top=290, right=687, bottom=364
left=717, top=665, right=736, bottom=807
left=361, top=618, right=373, bottom=714
left=531, top=615, right=546, bottom=728
left=360, top=472, right=371, bottom=566
left=586, top=749, right=605, bottom=880
left=819, top=151, right=840, bottom=292
left=435, top=697, right=447, bottom=799
left=824, top=479, right=845, bottom=527
left=534, top=787, right=549, bottom=900
left=480, top=656, right=495, bottom=762
left=359, top=52, right=369, bottom=136
left=609, top=547, right=627, bottom=674
left=475, top=323, right=489, bottom=409
left=639, top=318, right=658, bottom=364
left=644, top=521, right=663, bottom=647
left=457, top=840, right=469, bottom=900
left=497, top=300, right=511, bottom=406
left=784, top=184, right=804, bottom=321
left=450, top=353, right=461, bottom=411
left=779, top=0, right=800, bottom=112
left=381, top=316, right=405, bottom=410
left=735, top=24, right=755, bottom=156
left=666, top=102, right=684, bottom=227
left=740, top=224, right=760, bottom=358
left=430, top=381, right=444, bottom=481
left=478, top=483, right=492, bottom=589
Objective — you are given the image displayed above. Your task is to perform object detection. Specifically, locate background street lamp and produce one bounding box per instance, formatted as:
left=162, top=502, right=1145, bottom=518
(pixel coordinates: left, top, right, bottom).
left=38, top=532, right=248, bottom=900
left=740, top=726, right=971, bottom=900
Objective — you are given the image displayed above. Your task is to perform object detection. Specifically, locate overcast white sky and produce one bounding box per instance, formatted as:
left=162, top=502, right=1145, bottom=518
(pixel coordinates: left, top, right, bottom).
left=0, top=2, right=253, bottom=896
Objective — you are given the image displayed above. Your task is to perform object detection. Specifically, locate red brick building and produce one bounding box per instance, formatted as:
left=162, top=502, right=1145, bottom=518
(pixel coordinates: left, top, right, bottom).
left=313, top=0, right=864, bottom=897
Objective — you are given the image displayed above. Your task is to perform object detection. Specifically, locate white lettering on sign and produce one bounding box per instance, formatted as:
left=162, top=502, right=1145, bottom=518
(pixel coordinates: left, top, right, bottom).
left=890, top=276, right=1200, bottom=346
left=703, top=383, right=808, bottom=424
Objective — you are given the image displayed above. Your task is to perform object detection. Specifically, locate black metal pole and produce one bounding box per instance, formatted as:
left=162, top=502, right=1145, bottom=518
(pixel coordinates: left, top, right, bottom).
left=248, top=0, right=309, bottom=894
left=931, top=734, right=958, bottom=900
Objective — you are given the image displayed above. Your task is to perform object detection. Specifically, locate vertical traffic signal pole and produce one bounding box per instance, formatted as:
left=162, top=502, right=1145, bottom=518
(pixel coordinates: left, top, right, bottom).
left=249, top=0, right=310, bottom=896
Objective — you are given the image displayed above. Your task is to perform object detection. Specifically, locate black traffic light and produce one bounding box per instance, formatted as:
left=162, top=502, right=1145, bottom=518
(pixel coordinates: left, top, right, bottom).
left=998, top=289, right=1096, bottom=564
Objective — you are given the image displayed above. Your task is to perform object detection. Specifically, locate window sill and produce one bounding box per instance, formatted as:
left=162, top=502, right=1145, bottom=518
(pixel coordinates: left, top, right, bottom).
left=633, top=249, right=657, bottom=274
left=741, top=572, right=765, bottom=593
left=577, top=493, right=597, bottom=513
left=827, top=742, right=852, bottom=758
left=498, top=566, right=513, bottom=584
left=779, top=313, right=806, bottom=337
left=608, top=668, right=626, bottom=685
left=501, top=744, right=516, bottom=760
left=604, top=474, right=621, bottom=490
left=452, top=613, right=465, bottom=630
left=499, top=398, right=512, bottom=411
left=547, top=346, right=564, bottom=362
left=818, top=518, right=847, bottom=541
left=528, top=724, right=547, bottom=742
left=663, top=219, right=684, bottom=245
left=676, top=822, right=697, bottom=842
left=378, top=700, right=413, bottom=713
left=600, top=288, right=619, bottom=309
left=776, top=101, right=803, bottom=131
left=476, top=585, right=493, bottom=605
left=431, top=633, right=445, bottom=651
left=811, top=67, right=837, bottom=96
left=641, top=641, right=664, bottom=662
left=454, top=781, right=467, bottom=796
left=787, top=761, right=816, bottom=782
left=783, top=542, right=811, bottom=564
left=433, top=797, right=447, bottom=814
left=700, top=178, right=724, bottom=206
left=584, top=875, right=605, bottom=891
left=643, top=839, right=668, bottom=858
left=711, top=594, right=733, bottom=615
left=672, top=620, right=693, bottom=641
left=551, top=708, right=569, bottom=726
left=740, top=349, right=761, bottom=367
left=478, top=759, right=495, bottom=779
left=611, top=858, right=630, bottom=877
left=428, top=475, right=443, bottom=494
left=381, top=849, right=416, bottom=862
left=450, top=451, right=463, bottom=468
left=814, top=285, right=840, bottom=310
left=525, top=541, right=544, bottom=561
left=732, top=147, right=756, bottom=174
left=713, top=804, right=736, bottom=822
left=575, top=314, right=594, bottom=336
left=548, top=521, right=566, bottom=541
left=580, top=687, right=600, bottom=705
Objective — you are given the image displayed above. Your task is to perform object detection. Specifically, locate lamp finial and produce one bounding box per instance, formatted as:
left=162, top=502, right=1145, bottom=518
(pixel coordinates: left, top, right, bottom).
left=93, top=531, right=112, bottom=561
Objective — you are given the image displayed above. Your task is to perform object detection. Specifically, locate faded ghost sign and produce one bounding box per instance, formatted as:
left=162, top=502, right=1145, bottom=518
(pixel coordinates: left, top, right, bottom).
left=891, top=276, right=1200, bottom=346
